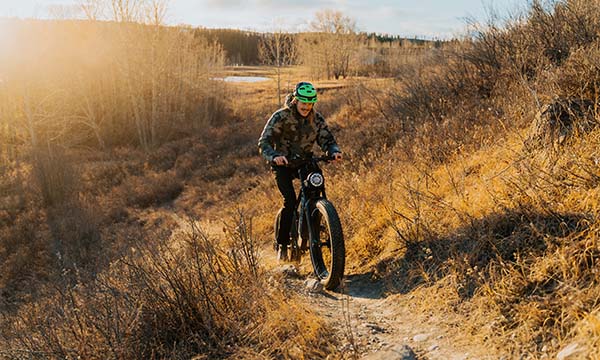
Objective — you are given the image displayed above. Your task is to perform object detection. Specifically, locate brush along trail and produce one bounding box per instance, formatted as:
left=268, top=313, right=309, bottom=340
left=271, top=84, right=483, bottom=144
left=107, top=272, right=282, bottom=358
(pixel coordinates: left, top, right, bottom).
left=160, top=210, right=505, bottom=359
left=263, top=247, right=503, bottom=360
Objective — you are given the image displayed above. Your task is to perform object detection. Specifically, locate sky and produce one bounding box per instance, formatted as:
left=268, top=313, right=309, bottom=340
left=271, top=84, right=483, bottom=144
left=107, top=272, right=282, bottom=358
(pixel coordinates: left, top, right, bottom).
left=1, top=0, right=528, bottom=39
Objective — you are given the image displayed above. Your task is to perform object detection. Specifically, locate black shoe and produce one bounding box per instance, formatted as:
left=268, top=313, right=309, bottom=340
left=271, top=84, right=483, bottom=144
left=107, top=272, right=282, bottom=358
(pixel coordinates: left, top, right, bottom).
left=277, top=245, right=289, bottom=262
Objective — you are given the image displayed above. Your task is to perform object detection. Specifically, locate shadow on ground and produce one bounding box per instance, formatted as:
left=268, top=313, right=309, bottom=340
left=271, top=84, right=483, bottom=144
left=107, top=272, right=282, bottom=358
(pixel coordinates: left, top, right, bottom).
left=341, top=272, right=385, bottom=299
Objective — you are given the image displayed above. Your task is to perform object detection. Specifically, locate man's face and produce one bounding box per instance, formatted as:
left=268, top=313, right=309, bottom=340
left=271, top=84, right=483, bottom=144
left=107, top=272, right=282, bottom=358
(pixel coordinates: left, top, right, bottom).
left=296, top=101, right=313, bottom=117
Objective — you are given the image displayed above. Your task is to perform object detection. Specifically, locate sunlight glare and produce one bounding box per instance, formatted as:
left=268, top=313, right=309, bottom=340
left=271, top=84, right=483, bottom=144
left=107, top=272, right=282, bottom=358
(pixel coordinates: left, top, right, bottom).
left=0, top=19, right=13, bottom=84
left=0, top=18, right=16, bottom=60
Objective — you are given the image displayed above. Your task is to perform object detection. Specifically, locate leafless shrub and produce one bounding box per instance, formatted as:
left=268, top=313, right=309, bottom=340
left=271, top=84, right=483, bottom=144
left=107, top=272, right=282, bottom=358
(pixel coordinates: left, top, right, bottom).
left=113, top=169, right=183, bottom=208
left=31, top=145, right=78, bottom=208
left=1, top=214, right=336, bottom=359
left=526, top=97, right=597, bottom=151
left=0, top=18, right=227, bottom=153
left=222, top=211, right=261, bottom=277
left=373, top=1, right=600, bottom=166
left=0, top=208, right=51, bottom=305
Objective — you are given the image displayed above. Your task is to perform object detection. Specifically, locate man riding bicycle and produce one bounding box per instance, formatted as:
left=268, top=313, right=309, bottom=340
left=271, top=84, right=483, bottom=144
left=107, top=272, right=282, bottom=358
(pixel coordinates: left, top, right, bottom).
left=258, top=81, right=343, bottom=262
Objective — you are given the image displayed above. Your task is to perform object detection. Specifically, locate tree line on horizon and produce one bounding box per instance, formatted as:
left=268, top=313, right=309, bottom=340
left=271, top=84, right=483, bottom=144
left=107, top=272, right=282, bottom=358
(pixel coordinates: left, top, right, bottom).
left=195, top=27, right=443, bottom=66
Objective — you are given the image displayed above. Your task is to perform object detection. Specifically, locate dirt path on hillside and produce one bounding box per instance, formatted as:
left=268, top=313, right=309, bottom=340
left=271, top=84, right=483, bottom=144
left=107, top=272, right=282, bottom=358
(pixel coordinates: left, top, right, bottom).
left=161, top=212, right=504, bottom=359
left=264, top=251, right=505, bottom=360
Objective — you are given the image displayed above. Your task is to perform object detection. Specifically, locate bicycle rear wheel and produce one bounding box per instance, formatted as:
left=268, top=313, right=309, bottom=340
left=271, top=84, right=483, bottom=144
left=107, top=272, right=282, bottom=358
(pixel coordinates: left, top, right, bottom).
left=309, top=199, right=345, bottom=290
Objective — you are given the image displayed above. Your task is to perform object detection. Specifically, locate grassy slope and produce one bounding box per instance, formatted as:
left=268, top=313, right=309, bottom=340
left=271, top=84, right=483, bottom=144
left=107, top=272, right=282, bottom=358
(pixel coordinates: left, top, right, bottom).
left=226, top=6, right=600, bottom=355
left=4, top=1, right=600, bottom=357
left=0, top=60, right=593, bottom=359
left=0, top=57, right=593, bottom=360
left=0, top=69, right=342, bottom=358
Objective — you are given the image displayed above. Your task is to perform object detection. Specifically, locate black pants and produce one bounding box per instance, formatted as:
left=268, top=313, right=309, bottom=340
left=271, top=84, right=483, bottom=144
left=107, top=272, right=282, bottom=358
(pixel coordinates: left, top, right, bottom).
left=273, top=164, right=320, bottom=246
left=274, top=166, right=298, bottom=247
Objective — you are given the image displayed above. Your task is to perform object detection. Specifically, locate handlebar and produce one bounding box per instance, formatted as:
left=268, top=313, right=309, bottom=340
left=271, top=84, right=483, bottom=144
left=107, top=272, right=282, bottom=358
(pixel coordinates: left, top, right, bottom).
left=271, top=155, right=335, bottom=168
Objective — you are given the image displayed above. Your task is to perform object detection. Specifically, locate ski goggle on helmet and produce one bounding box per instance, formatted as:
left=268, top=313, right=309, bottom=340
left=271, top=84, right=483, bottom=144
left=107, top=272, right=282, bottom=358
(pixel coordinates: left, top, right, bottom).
left=293, top=82, right=317, bottom=103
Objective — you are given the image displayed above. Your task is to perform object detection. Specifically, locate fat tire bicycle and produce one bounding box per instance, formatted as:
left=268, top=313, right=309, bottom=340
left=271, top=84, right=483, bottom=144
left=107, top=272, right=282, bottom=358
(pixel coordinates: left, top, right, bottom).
left=274, top=156, right=345, bottom=290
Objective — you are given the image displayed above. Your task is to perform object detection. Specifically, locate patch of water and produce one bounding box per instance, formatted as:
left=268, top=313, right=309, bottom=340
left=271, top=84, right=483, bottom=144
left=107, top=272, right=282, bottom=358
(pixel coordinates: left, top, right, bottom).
left=213, top=76, right=271, bottom=83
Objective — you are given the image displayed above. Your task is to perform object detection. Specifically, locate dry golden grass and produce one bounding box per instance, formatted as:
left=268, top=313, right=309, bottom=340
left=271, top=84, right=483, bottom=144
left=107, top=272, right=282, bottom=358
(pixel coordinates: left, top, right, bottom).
left=5, top=1, right=600, bottom=358
left=231, top=2, right=600, bottom=358
left=0, top=51, right=348, bottom=356
left=0, top=215, right=339, bottom=359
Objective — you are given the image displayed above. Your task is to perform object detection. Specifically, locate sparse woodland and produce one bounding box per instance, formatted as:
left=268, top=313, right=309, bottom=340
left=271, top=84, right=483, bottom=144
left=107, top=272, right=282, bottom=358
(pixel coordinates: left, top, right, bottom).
left=2, top=0, right=600, bottom=358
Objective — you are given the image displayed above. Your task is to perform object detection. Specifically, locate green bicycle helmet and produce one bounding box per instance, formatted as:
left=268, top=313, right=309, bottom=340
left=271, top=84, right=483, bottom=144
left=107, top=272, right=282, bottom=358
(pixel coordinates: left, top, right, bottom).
left=293, top=81, right=317, bottom=103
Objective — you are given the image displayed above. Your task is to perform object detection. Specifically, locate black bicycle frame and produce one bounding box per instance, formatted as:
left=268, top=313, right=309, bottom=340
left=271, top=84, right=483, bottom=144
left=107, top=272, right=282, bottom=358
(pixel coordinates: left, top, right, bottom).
left=289, top=157, right=330, bottom=251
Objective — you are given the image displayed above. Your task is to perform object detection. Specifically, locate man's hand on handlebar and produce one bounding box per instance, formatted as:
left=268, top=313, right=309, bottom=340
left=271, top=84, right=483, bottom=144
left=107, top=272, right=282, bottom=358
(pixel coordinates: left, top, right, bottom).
left=273, top=156, right=288, bottom=166
left=272, top=154, right=341, bottom=166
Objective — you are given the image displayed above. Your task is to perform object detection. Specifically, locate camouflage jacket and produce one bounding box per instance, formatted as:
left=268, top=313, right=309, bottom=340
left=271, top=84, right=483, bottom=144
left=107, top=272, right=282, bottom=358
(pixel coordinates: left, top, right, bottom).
left=258, top=94, right=341, bottom=164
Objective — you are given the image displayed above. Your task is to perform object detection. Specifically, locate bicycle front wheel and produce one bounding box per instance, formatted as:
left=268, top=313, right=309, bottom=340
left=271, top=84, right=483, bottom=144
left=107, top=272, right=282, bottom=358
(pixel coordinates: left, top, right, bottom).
left=309, top=199, right=345, bottom=290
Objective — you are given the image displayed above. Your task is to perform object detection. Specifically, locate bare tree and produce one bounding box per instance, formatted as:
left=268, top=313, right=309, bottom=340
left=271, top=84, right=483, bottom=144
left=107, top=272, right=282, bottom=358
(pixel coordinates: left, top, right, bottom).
left=300, top=10, right=360, bottom=79
left=143, top=0, right=169, bottom=26
left=310, top=9, right=356, bottom=35
left=110, top=0, right=142, bottom=22
left=78, top=0, right=107, bottom=20
left=80, top=0, right=159, bottom=22
left=259, top=23, right=297, bottom=106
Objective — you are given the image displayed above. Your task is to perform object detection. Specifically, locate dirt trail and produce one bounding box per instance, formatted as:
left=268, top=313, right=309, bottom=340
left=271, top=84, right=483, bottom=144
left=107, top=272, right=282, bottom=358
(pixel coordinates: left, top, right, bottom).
left=162, top=211, right=503, bottom=359
left=264, top=249, right=504, bottom=360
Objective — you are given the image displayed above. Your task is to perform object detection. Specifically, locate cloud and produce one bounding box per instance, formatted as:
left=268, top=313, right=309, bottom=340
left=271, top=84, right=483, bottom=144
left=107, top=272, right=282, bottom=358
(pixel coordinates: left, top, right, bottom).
left=205, top=0, right=243, bottom=8
left=171, top=0, right=505, bottom=38
left=45, top=3, right=82, bottom=19
left=253, top=0, right=341, bottom=13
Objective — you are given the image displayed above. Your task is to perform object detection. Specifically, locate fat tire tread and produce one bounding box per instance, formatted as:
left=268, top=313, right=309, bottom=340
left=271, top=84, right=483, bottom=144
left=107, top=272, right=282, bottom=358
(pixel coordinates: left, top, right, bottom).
left=313, top=199, right=345, bottom=290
